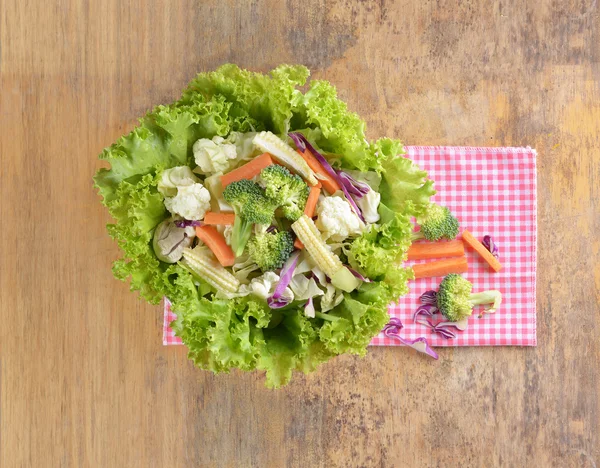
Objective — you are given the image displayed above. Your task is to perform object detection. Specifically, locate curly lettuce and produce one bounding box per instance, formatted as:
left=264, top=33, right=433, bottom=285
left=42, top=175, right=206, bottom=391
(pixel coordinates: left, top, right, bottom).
left=347, top=203, right=413, bottom=277
left=94, top=64, right=436, bottom=387
left=376, top=138, right=436, bottom=216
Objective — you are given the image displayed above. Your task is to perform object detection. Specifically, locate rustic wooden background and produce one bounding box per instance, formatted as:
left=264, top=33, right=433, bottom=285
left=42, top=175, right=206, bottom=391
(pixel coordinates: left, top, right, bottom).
left=1, top=1, right=598, bottom=466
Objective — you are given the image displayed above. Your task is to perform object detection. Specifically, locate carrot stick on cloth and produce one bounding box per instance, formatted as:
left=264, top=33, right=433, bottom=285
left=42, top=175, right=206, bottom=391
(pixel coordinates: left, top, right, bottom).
left=412, top=257, right=468, bottom=279
left=407, top=240, right=465, bottom=260
left=461, top=230, right=502, bottom=272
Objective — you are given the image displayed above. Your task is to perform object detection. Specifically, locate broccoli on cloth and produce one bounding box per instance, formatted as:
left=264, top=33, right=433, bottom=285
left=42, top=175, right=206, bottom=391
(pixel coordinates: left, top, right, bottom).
left=260, top=165, right=309, bottom=221
left=223, top=179, right=276, bottom=257
left=411, top=203, right=459, bottom=241
left=248, top=228, right=295, bottom=271
left=436, top=273, right=502, bottom=322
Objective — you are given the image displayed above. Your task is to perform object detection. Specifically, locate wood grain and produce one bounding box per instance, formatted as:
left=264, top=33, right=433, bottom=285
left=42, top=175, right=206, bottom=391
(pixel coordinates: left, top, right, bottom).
left=1, top=1, right=598, bottom=466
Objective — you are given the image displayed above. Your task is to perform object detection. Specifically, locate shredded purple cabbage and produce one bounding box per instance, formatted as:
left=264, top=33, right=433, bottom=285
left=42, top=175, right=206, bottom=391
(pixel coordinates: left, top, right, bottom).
left=384, top=317, right=403, bottom=331
left=288, top=133, right=306, bottom=152
left=415, top=317, right=457, bottom=339
left=266, top=225, right=277, bottom=233
left=436, top=319, right=469, bottom=331
left=348, top=267, right=372, bottom=282
left=288, top=132, right=366, bottom=221
left=414, top=291, right=440, bottom=320
left=382, top=318, right=439, bottom=359
left=435, top=328, right=456, bottom=339
left=267, top=297, right=290, bottom=309
left=288, top=133, right=339, bottom=182
left=413, top=304, right=438, bottom=322
left=339, top=182, right=366, bottom=222
left=174, top=219, right=202, bottom=228
left=337, top=171, right=370, bottom=199
left=482, top=235, right=499, bottom=258
left=267, top=251, right=300, bottom=309
left=419, top=290, right=438, bottom=305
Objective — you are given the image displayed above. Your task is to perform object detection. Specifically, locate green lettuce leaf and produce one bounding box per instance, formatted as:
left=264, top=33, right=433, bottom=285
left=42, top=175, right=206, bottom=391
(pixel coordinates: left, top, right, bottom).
left=318, top=296, right=390, bottom=356
left=377, top=138, right=436, bottom=216
left=353, top=264, right=413, bottom=308
left=294, top=80, right=384, bottom=172
left=317, top=263, right=413, bottom=357
left=172, top=298, right=334, bottom=388
left=104, top=173, right=167, bottom=303
left=171, top=297, right=266, bottom=373
left=182, top=64, right=309, bottom=134
left=345, top=201, right=417, bottom=303
left=346, top=203, right=413, bottom=278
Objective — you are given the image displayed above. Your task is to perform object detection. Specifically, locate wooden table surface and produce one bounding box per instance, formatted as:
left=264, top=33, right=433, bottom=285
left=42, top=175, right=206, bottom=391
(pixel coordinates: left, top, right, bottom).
left=1, top=1, right=599, bottom=467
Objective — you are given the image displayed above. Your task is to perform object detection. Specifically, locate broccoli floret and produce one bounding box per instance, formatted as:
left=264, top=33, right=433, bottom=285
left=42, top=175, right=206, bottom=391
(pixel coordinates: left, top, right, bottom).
left=248, top=229, right=294, bottom=271
left=223, top=180, right=276, bottom=256
left=436, top=274, right=502, bottom=322
left=260, top=165, right=309, bottom=221
left=411, top=203, right=459, bottom=241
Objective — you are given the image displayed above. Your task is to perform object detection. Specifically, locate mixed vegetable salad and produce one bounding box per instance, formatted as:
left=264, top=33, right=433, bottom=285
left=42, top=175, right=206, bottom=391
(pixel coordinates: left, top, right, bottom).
left=94, top=64, right=502, bottom=387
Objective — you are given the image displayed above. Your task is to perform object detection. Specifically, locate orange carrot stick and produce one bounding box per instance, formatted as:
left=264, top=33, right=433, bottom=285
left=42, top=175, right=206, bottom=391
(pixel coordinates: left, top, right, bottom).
left=407, top=240, right=465, bottom=260
left=412, top=257, right=468, bottom=279
left=203, top=212, right=235, bottom=226
left=304, top=183, right=321, bottom=218
left=461, top=230, right=502, bottom=272
left=220, top=153, right=274, bottom=187
left=294, top=183, right=322, bottom=250
left=195, top=225, right=236, bottom=267
left=296, top=149, right=341, bottom=194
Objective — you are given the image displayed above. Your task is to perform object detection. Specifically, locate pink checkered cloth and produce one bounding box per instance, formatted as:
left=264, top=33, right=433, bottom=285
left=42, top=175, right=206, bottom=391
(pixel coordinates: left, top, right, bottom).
left=163, top=146, right=537, bottom=347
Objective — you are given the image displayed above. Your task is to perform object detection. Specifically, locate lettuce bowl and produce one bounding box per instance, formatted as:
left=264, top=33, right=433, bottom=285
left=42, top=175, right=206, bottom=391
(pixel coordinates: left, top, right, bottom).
left=94, top=65, right=436, bottom=387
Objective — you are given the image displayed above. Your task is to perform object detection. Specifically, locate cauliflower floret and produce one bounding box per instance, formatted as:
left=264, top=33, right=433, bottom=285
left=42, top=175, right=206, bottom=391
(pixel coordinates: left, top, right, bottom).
left=248, top=271, right=279, bottom=299
left=164, top=183, right=211, bottom=220
left=316, top=195, right=366, bottom=241
left=248, top=271, right=293, bottom=301
left=157, top=166, right=199, bottom=197
left=227, top=131, right=257, bottom=161
left=355, top=189, right=380, bottom=224
left=193, top=136, right=238, bottom=174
